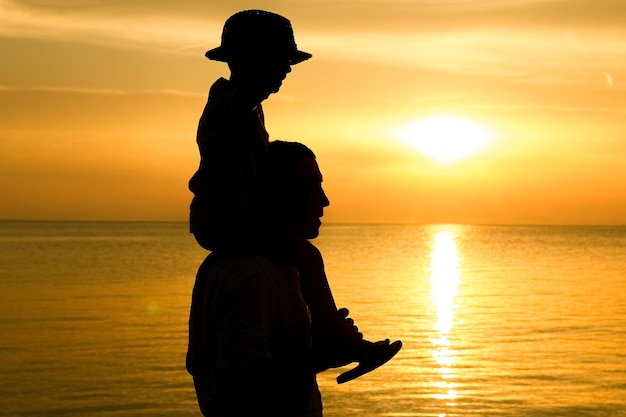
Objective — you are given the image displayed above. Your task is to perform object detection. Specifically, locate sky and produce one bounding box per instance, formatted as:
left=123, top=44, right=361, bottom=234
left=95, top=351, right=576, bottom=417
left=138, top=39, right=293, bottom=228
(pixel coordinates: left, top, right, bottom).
left=1, top=0, right=625, bottom=224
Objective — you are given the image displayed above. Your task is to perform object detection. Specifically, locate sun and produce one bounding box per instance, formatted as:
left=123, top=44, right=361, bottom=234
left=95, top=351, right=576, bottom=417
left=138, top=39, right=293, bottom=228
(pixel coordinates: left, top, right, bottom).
left=396, top=115, right=492, bottom=163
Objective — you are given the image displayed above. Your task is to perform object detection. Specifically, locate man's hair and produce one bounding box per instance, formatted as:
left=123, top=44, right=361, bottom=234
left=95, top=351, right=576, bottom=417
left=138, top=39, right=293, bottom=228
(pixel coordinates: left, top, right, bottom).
left=265, top=140, right=315, bottom=174
left=258, top=140, right=315, bottom=222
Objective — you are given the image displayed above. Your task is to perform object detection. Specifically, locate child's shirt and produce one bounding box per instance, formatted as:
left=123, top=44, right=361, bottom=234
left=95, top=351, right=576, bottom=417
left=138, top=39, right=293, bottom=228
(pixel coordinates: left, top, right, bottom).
left=189, top=77, right=269, bottom=252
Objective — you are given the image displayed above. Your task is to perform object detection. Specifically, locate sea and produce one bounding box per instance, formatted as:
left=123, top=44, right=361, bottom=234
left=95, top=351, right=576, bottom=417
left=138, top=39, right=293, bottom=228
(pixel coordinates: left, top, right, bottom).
left=1, top=221, right=625, bottom=417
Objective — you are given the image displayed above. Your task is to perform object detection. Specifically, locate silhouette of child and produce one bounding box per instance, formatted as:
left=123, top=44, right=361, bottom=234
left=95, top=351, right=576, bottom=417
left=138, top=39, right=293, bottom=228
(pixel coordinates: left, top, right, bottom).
left=189, top=9, right=401, bottom=382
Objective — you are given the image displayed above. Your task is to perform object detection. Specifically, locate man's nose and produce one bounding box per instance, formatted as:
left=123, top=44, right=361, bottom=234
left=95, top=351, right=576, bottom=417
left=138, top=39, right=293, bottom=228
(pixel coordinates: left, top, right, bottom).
left=322, top=190, right=330, bottom=207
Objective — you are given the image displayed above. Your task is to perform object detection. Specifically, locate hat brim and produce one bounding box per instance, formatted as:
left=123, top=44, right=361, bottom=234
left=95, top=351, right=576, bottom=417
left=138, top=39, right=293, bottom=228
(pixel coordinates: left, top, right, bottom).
left=205, top=47, right=312, bottom=65
left=289, top=50, right=313, bottom=65
left=204, top=46, right=228, bottom=62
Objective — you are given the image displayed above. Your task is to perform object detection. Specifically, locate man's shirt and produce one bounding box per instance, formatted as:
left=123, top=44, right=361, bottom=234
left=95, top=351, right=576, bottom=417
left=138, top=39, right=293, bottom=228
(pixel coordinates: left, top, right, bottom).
left=187, top=254, right=322, bottom=417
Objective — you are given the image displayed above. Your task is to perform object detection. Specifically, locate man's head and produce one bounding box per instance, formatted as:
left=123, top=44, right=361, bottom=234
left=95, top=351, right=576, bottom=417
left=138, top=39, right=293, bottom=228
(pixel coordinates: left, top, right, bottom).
left=260, top=141, right=330, bottom=240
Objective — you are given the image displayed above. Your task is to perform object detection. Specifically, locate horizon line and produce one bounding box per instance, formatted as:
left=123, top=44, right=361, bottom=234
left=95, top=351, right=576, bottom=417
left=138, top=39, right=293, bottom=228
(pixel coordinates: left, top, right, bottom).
left=1, top=219, right=625, bottom=227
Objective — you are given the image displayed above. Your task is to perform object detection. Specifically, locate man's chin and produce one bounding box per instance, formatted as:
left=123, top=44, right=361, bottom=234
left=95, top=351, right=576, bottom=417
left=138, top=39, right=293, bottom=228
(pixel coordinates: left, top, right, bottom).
left=303, top=222, right=322, bottom=239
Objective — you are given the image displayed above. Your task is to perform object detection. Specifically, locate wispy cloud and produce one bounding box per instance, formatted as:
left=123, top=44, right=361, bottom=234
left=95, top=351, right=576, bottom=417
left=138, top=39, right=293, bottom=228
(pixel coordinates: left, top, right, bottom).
left=0, top=0, right=219, bottom=51
left=0, top=84, right=204, bottom=97
left=305, top=26, right=626, bottom=86
left=3, top=0, right=625, bottom=85
left=466, top=102, right=626, bottom=116
left=347, top=0, right=566, bottom=10
left=2, top=0, right=623, bottom=95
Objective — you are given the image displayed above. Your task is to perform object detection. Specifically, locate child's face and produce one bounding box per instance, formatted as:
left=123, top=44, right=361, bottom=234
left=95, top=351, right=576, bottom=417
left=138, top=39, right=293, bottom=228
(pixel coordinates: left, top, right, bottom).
left=257, top=56, right=292, bottom=94
left=231, top=55, right=292, bottom=100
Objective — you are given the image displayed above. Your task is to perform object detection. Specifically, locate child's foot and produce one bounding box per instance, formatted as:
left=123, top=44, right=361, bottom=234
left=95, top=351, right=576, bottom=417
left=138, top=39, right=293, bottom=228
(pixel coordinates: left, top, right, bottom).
left=336, top=339, right=402, bottom=384
left=312, top=308, right=402, bottom=381
left=312, top=308, right=362, bottom=371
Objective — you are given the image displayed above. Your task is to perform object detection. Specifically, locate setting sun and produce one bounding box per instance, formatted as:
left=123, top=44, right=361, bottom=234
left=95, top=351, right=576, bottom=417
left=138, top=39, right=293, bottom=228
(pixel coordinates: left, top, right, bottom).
left=396, top=116, right=492, bottom=163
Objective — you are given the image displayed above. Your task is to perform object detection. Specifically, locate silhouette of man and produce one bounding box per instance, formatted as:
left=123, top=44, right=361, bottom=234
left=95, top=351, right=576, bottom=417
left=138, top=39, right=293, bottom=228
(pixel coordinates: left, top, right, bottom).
left=186, top=141, right=327, bottom=417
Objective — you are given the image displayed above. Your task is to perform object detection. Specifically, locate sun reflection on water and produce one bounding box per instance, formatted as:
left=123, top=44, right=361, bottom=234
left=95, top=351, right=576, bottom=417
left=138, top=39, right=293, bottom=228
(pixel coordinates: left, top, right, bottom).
left=429, top=229, right=461, bottom=407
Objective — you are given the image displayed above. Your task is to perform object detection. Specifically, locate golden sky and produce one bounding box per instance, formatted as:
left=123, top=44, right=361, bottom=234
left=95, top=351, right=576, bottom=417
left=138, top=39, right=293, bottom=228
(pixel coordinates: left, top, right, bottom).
left=1, top=0, right=625, bottom=224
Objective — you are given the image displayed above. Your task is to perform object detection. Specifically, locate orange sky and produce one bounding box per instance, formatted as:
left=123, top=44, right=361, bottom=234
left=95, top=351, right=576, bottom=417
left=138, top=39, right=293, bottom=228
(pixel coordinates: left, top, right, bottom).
left=1, top=0, right=625, bottom=224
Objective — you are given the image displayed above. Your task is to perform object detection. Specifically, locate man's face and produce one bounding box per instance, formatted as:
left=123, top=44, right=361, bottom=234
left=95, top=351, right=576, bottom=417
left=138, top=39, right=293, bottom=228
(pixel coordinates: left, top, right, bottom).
left=294, top=157, right=330, bottom=239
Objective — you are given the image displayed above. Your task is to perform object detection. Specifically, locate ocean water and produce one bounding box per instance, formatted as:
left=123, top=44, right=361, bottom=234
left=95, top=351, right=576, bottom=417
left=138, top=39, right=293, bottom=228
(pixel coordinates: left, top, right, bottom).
left=1, top=221, right=625, bottom=417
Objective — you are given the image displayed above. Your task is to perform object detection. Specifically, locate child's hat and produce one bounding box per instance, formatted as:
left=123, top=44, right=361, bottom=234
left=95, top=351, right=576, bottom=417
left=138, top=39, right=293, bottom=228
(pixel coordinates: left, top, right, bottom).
left=205, top=10, right=312, bottom=65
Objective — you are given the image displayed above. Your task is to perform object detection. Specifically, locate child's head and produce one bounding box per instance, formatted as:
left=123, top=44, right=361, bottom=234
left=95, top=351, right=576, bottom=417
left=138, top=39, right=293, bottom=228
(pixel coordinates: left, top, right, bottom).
left=206, top=10, right=311, bottom=66
left=206, top=10, right=312, bottom=99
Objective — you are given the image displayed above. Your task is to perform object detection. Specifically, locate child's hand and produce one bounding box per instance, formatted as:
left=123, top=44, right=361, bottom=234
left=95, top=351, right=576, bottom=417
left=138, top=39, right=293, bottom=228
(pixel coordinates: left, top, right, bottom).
left=337, top=307, right=363, bottom=340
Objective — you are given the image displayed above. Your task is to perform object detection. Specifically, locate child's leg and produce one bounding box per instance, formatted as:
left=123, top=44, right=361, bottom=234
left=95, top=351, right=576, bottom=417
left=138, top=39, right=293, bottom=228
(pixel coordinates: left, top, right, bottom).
left=295, top=239, right=362, bottom=369
left=295, top=239, right=401, bottom=378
